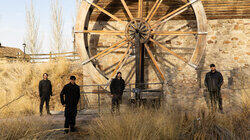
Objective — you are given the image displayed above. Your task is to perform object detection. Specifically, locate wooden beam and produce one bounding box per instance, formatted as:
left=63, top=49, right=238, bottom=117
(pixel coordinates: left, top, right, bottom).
left=75, top=30, right=125, bottom=35
left=149, top=38, right=188, bottom=63
left=96, top=41, right=128, bottom=59
left=28, top=52, right=77, bottom=56
left=138, top=0, right=143, bottom=18
left=151, top=0, right=197, bottom=29
left=146, top=0, right=163, bottom=22
left=120, top=0, right=134, bottom=20
left=83, top=0, right=127, bottom=25
left=82, top=38, right=127, bottom=65
left=151, top=31, right=201, bottom=36
left=105, top=47, right=133, bottom=89
left=144, top=43, right=165, bottom=81
left=110, top=45, right=131, bottom=78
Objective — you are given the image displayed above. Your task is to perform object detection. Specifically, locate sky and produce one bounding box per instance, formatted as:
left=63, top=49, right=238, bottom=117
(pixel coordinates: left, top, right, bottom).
left=0, top=0, right=77, bottom=53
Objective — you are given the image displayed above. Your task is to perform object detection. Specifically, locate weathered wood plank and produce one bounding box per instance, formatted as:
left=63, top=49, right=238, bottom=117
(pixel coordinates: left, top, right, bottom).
left=88, top=0, right=250, bottom=20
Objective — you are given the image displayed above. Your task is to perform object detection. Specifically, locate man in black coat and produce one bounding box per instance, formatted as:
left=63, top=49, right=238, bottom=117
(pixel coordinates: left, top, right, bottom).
left=110, top=72, right=125, bottom=114
left=39, top=73, right=52, bottom=116
left=60, top=76, right=80, bottom=133
left=204, top=64, right=224, bottom=113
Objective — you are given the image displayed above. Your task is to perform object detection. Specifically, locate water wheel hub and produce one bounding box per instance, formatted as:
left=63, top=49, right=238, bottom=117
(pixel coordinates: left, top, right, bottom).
left=125, top=19, right=151, bottom=43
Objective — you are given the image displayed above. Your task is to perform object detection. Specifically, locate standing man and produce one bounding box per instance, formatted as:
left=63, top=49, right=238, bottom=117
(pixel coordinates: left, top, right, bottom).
left=60, top=76, right=80, bottom=133
left=39, top=73, right=52, bottom=116
left=110, top=72, right=125, bottom=114
left=204, top=64, right=224, bottom=113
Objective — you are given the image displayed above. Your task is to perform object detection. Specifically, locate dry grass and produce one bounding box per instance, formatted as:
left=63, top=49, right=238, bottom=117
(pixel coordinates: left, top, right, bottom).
left=0, top=59, right=83, bottom=118
left=0, top=117, right=54, bottom=140
left=88, top=92, right=249, bottom=140
left=0, top=59, right=84, bottom=139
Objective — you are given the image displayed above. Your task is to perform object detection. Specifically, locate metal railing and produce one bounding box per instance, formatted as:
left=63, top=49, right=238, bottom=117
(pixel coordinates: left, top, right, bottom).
left=79, top=83, right=164, bottom=113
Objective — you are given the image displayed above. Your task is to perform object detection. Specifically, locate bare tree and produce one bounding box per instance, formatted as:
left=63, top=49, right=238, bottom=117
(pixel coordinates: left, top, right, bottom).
left=24, top=0, right=41, bottom=54
left=71, top=0, right=82, bottom=52
left=50, top=0, right=64, bottom=53
left=76, top=0, right=81, bottom=13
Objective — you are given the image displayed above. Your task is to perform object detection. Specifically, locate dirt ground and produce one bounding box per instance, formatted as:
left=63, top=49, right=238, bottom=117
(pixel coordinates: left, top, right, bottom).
left=34, top=111, right=98, bottom=140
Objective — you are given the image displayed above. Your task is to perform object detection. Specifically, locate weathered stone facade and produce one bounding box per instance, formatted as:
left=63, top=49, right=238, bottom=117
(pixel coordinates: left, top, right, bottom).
left=84, top=19, right=249, bottom=86
left=81, top=19, right=249, bottom=109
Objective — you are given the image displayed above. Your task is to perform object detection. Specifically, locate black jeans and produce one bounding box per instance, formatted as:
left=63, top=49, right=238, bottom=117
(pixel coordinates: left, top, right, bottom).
left=111, top=95, right=122, bottom=113
left=209, top=90, right=223, bottom=111
left=40, top=96, right=50, bottom=114
left=64, top=107, right=77, bottom=132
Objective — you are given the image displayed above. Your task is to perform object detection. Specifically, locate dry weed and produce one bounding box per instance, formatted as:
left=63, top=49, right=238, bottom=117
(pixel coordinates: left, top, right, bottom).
left=88, top=94, right=249, bottom=140
left=0, top=117, right=54, bottom=140
left=0, top=59, right=83, bottom=118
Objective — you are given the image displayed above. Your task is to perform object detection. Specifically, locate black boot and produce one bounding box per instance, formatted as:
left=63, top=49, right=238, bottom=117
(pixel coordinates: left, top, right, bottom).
left=64, top=129, right=69, bottom=134
left=70, top=126, right=76, bottom=132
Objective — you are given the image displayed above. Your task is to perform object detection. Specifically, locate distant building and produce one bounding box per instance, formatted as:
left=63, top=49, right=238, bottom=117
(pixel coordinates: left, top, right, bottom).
left=0, top=44, right=30, bottom=60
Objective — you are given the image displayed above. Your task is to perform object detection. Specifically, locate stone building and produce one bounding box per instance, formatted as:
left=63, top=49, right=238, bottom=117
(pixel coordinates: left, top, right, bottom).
left=76, top=0, right=249, bottom=109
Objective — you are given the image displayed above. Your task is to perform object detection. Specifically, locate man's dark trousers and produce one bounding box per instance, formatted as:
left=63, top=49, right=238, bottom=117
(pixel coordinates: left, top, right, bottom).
left=40, top=96, right=50, bottom=114
left=112, top=95, right=122, bottom=113
left=64, top=107, right=77, bottom=132
left=209, top=90, right=222, bottom=111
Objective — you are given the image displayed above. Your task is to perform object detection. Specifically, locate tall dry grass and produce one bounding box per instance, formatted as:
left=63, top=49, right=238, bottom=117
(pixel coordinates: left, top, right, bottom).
left=0, top=59, right=83, bottom=118
left=0, top=59, right=83, bottom=139
left=89, top=92, right=249, bottom=140
left=0, top=117, right=54, bottom=140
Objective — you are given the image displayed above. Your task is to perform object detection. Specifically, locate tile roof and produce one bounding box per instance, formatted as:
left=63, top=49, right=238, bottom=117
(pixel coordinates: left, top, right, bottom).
left=0, top=46, right=29, bottom=58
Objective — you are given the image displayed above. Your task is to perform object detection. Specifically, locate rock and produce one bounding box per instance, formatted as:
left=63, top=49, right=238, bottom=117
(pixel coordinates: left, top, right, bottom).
left=223, top=40, right=231, bottom=44
left=234, top=57, right=239, bottom=60
left=231, top=37, right=238, bottom=41
left=207, top=40, right=214, bottom=44
left=234, top=25, right=239, bottom=30
left=211, top=36, right=217, bottom=40
left=176, top=41, right=182, bottom=45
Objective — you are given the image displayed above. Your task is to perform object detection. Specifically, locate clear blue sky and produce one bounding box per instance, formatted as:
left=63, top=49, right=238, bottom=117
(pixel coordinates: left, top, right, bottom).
left=0, top=0, right=76, bottom=53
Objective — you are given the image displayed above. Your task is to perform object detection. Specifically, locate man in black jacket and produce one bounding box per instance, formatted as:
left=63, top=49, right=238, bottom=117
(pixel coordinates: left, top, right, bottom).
left=60, top=76, right=80, bottom=133
left=39, top=73, right=52, bottom=116
left=110, top=72, right=125, bottom=114
left=204, top=64, right=224, bottom=113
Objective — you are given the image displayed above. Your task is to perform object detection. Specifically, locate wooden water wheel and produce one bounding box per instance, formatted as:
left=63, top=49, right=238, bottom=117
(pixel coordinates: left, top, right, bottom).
left=75, top=0, right=208, bottom=87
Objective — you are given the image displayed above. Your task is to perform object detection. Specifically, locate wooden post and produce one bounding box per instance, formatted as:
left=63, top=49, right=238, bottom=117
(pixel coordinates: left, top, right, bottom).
left=135, top=34, right=144, bottom=89
left=98, top=85, right=101, bottom=114
left=49, top=52, right=52, bottom=61
left=17, top=53, right=19, bottom=61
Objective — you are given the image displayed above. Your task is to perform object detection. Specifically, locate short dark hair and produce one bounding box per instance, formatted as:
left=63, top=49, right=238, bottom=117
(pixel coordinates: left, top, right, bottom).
left=117, top=72, right=121, bottom=75
left=210, top=64, right=215, bottom=67
left=43, top=73, right=48, bottom=76
left=70, top=76, right=76, bottom=80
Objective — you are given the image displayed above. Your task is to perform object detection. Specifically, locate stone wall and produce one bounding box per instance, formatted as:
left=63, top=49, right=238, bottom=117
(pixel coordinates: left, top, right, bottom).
left=81, top=19, right=249, bottom=108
